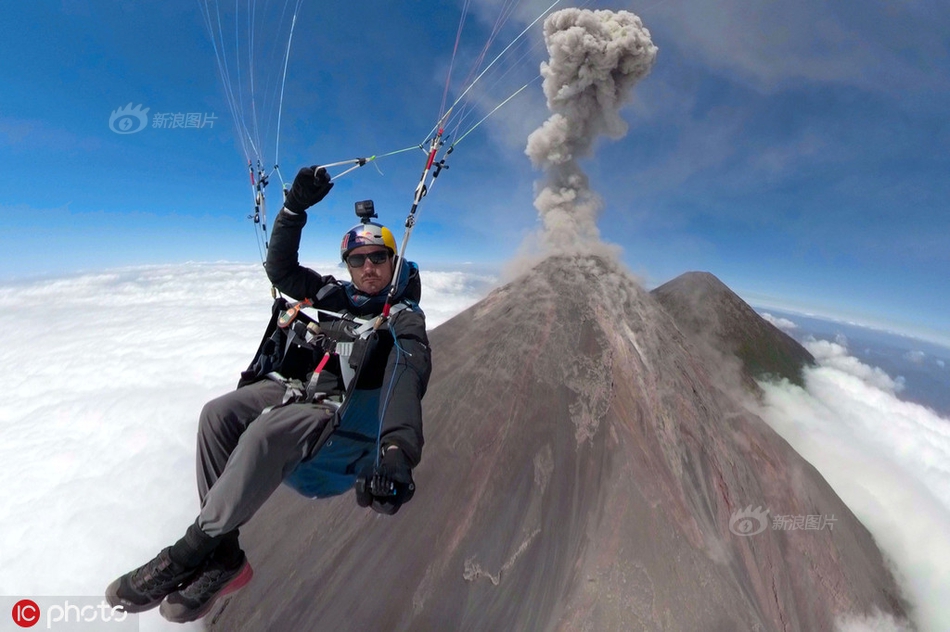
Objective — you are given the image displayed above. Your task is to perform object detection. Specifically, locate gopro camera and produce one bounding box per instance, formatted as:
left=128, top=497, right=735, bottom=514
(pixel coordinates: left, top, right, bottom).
left=355, top=200, right=377, bottom=223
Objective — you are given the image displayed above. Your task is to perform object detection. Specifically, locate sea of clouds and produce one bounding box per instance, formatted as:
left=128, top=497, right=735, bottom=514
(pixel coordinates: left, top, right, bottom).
left=1, top=263, right=947, bottom=631
left=0, top=262, right=494, bottom=631
left=755, top=325, right=950, bottom=631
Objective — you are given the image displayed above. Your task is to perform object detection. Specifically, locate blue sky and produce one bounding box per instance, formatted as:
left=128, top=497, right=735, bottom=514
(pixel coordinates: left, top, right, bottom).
left=1, top=0, right=948, bottom=345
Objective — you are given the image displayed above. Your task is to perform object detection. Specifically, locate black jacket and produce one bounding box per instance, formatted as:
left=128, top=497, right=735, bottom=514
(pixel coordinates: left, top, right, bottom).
left=256, top=208, right=431, bottom=467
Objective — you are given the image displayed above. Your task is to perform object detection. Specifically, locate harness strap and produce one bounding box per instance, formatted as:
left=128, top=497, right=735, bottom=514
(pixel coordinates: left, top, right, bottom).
left=314, top=308, right=371, bottom=327
left=258, top=372, right=306, bottom=413
left=304, top=352, right=333, bottom=401
left=335, top=342, right=356, bottom=389
left=263, top=300, right=416, bottom=406
left=364, top=301, right=411, bottom=334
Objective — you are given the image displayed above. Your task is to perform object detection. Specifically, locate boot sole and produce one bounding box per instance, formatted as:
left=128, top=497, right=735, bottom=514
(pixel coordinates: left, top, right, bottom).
left=159, top=560, right=253, bottom=623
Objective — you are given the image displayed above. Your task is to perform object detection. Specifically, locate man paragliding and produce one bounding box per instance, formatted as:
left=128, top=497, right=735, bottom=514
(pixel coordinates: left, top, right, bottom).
left=105, top=166, right=431, bottom=623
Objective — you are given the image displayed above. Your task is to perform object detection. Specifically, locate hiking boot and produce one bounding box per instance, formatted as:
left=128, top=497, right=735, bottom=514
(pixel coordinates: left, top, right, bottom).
left=159, top=552, right=253, bottom=623
left=105, top=547, right=198, bottom=613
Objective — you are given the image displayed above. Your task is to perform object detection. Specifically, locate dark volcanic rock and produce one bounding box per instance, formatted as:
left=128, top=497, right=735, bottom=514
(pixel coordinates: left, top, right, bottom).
left=206, top=256, right=910, bottom=632
left=652, top=271, right=815, bottom=388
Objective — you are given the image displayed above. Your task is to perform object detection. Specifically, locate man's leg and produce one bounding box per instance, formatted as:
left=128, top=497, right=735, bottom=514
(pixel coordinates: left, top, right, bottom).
left=194, top=379, right=288, bottom=586
left=158, top=400, right=337, bottom=623
left=105, top=379, right=296, bottom=615
left=196, top=379, right=287, bottom=501
left=197, top=399, right=336, bottom=537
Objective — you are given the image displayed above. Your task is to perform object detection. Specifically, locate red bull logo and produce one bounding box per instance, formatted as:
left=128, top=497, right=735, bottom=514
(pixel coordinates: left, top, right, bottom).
left=342, top=229, right=378, bottom=251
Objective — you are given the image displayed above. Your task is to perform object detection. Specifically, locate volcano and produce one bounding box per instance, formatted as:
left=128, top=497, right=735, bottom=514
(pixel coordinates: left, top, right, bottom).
left=206, top=255, right=910, bottom=631
left=652, top=271, right=815, bottom=389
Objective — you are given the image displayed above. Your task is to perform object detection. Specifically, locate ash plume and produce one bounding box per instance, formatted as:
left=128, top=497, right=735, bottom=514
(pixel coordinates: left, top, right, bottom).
left=525, top=8, right=657, bottom=252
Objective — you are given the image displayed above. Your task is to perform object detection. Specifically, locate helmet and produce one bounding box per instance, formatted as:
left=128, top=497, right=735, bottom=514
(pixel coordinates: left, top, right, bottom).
left=340, top=221, right=397, bottom=261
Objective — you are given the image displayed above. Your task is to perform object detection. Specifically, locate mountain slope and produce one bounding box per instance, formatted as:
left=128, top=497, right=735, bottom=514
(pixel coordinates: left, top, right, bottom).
left=206, top=256, right=909, bottom=631
left=652, top=271, right=815, bottom=388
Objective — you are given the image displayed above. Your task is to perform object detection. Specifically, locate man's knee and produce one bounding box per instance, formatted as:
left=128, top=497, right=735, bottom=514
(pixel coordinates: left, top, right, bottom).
left=198, top=395, right=241, bottom=441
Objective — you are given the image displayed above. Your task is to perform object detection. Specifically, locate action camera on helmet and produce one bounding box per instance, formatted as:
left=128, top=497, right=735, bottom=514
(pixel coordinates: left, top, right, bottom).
left=355, top=200, right=377, bottom=223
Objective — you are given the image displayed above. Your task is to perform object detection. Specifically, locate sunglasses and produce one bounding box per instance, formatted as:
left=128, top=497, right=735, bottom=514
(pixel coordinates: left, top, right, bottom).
left=346, top=250, right=391, bottom=268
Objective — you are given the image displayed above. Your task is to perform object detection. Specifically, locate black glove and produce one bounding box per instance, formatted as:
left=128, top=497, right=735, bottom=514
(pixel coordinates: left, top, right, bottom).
left=283, top=166, right=333, bottom=213
left=354, top=446, right=415, bottom=515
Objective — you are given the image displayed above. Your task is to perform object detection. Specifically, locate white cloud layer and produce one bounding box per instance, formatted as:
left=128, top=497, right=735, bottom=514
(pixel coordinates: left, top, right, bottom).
left=761, top=311, right=799, bottom=331
left=758, top=341, right=950, bottom=631
left=904, top=350, right=926, bottom=364
left=0, top=262, right=493, bottom=631
left=804, top=338, right=905, bottom=393
left=836, top=609, right=915, bottom=632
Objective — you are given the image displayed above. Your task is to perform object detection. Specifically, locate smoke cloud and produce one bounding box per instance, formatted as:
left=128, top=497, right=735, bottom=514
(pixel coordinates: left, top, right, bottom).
left=525, top=9, right=657, bottom=252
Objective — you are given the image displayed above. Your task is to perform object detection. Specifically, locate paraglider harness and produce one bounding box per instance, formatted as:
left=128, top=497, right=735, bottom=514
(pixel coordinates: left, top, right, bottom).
left=237, top=287, right=416, bottom=500
left=240, top=294, right=417, bottom=398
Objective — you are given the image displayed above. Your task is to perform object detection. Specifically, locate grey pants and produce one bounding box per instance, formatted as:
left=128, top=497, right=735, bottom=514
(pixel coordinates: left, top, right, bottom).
left=194, top=379, right=336, bottom=537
